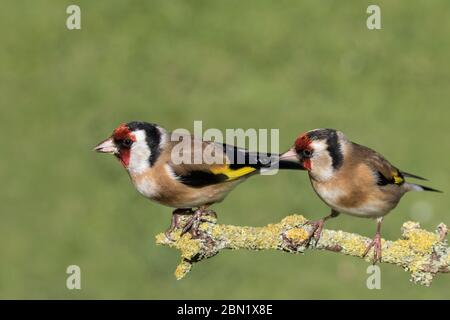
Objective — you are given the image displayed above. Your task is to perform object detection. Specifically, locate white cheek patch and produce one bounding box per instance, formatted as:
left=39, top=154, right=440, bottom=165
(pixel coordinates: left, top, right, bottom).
left=310, top=140, right=327, bottom=153
left=309, top=140, right=334, bottom=181
left=128, top=130, right=151, bottom=175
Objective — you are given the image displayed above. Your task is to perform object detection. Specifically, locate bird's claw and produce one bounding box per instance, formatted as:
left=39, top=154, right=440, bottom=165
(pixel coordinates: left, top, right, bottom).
left=164, top=208, right=194, bottom=240
left=181, top=208, right=217, bottom=238
left=363, top=233, right=382, bottom=264
left=302, top=219, right=325, bottom=248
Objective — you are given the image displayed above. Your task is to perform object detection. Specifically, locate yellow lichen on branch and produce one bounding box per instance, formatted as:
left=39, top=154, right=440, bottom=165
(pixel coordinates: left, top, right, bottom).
left=155, top=214, right=449, bottom=286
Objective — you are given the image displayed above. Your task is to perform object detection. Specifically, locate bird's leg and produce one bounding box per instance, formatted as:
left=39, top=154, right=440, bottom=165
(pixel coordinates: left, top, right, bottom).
left=363, top=217, right=383, bottom=264
left=302, top=209, right=340, bottom=247
left=181, top=206, right=217, bottom=237
left=165, top=208, right=194, bottom=239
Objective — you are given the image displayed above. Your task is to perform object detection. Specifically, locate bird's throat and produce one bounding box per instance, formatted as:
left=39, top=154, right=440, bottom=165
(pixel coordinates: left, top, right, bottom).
left=116, top=149, right=131, bottom=167
left=303, top=158, right=312, bottom=171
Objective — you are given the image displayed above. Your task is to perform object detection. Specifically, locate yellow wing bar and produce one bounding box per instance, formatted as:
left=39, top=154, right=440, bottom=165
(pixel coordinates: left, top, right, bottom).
left=211, top=165, right=256, bottom=180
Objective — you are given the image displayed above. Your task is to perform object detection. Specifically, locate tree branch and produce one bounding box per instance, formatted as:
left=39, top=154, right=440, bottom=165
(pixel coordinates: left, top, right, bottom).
left=155, top=214, right=449, bottom=286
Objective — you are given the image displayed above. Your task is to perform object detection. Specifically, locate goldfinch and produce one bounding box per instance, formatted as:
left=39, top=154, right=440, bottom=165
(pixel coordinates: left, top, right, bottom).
left=94, top=121, right=301, bottom=236
left=280, top=128, right=441, bottom=263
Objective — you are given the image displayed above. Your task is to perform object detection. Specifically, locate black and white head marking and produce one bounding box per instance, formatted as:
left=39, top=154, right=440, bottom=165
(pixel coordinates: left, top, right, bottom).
left=307, top=128, right=344, bottom=170
left=126, top=121, right=166, bottom=173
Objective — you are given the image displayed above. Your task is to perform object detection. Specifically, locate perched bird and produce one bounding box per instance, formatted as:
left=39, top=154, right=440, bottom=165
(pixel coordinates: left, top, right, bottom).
left=94, top=121, right=301, bottom=236
left=280, top=128, right=441, bottom=263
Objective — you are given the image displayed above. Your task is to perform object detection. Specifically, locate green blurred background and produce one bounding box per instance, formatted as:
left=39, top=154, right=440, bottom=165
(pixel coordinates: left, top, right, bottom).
left=1, top=0, right=449, bottom=299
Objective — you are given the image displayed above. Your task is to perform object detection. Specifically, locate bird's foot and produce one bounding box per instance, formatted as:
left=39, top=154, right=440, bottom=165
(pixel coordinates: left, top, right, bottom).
left=302, top=218, right=325, bottom=247
left=164, top=208, right=194, bottom=240
left=363, top=233, right=382, bottom=264
left=181, top=208, right=217, bottom=238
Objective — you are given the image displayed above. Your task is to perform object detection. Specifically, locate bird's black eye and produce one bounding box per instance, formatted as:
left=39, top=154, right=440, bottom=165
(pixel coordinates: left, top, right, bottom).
left=302, top=149, right=312, bottom=158
left=122, top=139, right=133, bottom=148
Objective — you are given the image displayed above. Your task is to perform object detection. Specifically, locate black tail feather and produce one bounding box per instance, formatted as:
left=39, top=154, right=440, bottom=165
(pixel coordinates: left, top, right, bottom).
left=401, top=171, right=428, bottom=181
left=415, top=184, right=443, bottom=193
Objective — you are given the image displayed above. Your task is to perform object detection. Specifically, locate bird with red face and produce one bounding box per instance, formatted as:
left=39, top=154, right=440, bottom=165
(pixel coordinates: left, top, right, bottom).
left=280, top=128, right=441, bottom=263
left=94, top=121, right=301, bottom=237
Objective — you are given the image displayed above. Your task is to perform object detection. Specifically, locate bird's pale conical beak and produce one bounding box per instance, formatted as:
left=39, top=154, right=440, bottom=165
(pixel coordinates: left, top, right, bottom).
left=93, top=138, right=119, bottom=154
left=279, top=148, right=298, bottom=162
left=279, top=148, right=304, bottom=170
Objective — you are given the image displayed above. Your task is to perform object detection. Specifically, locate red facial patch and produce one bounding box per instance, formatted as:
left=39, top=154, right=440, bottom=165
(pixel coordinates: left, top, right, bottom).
left=294, top=133, right=311, bottom=151
left=303, top=159, right=312, bottom=170
left=113, top=123, right=136, bottom=141
left=118, top=148, right=131, bottom=167
left=294, top=133, right=313, bottom=171
left=112, top=123, right=136, bottom=168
